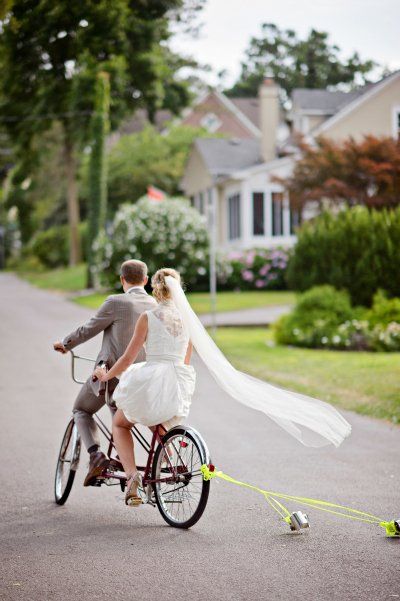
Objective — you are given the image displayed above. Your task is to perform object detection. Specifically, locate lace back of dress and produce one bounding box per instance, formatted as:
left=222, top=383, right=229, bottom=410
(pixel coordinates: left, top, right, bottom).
left=153, top=302, right=185, bottom=338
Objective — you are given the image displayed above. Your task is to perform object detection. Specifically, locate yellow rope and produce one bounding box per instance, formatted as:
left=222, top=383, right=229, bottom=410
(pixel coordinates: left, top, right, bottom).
left=200, top=465, right=398, bottom=537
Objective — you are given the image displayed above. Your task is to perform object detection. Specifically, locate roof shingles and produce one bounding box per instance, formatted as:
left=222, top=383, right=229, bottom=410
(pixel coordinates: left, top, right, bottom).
left=195, top=138, right=262, bottom=176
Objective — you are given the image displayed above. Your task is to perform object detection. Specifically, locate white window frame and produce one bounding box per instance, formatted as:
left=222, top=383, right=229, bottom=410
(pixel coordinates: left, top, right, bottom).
left=392, top=105, right=400, bottom=140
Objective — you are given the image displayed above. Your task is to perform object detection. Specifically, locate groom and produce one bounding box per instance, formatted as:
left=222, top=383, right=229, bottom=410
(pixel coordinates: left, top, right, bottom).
left=53, top=259, right=156, bottom=486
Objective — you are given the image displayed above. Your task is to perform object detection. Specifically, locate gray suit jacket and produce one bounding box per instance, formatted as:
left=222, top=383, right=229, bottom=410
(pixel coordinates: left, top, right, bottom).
left=63, top=288, right=157, bottom=396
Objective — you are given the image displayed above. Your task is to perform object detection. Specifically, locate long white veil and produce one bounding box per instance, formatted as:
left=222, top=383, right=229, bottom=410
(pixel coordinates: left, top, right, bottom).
left=165, top=276, right=351, bottom=448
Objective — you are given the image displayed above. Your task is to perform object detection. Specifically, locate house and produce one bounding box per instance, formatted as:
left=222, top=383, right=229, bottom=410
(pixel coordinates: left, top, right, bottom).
left=181, top=71, right=400, bottom=251
left=108, top=87, right=268, bottom=147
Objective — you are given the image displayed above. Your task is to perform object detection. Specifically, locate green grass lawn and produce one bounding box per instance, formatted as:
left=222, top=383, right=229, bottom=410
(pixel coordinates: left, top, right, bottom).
left=75, top=289, right=296, bottom=313
left=214, top=328, right=400, bottom=423
left=18, top=264, right=87, bottom=292
left=16, top=264, right=295, bottom=312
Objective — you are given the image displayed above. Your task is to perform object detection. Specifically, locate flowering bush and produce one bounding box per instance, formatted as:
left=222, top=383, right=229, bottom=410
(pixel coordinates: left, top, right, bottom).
left=91, top=196, right=209, bottom=289
left=217, top=247, right=290, bottom=290
left=274, top=286, right=400, bottom=352
left=370, top=322, right=400, bottom=351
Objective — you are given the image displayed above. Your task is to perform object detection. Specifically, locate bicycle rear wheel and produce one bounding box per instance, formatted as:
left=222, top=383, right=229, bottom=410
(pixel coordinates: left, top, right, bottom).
left=54, top=417, right=81, bottom=505
left=152, top=426, right=210, bottom=529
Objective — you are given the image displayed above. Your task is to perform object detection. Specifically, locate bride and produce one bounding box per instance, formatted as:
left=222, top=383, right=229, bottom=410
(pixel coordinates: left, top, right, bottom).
left=94, top=267, right=351, bottom=506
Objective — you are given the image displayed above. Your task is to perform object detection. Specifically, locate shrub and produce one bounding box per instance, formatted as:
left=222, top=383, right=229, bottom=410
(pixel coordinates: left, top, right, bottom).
left=287, top=206, right=400, bottom=306
left=369, top=322, right=400, bottom=352
left=274, top=285, right=354, bottom=347
left=92, top=196, right=209, bottom=289
left=7, top=253, right=45, bottom=273
left=274, top=285, right=400, bottom=352
left=217, top=247, right=290, bottom=290
left=366, top=290, right=400, bottom=327
left=29, top=223, right=87, bottom=268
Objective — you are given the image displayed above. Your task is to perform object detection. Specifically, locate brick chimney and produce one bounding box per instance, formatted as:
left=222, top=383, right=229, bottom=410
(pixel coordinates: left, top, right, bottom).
left=259, top=78, right=280, bottom=163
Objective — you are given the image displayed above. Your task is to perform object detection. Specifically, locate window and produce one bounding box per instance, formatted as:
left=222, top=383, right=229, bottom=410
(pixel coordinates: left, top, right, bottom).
left=290, top=205, right=302, bottom=235
left=271, top=192, right=284, bottom=236
left=252, top=192, right=265, bottom=236
left=198, top=192, right=205, bottom=215
left=228, top=194, right=241, bottom=240
left=200, top=112, right=222, bottom=133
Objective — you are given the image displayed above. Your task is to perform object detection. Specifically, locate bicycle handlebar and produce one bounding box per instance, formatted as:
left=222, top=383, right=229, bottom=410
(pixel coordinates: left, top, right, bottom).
left=70, top=350, right=96, bottom=384
left=70, top=351, right=110, bottom=405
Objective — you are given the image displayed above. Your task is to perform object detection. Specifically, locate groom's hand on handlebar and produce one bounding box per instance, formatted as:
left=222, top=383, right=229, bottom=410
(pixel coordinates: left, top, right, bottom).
left=53, top=341, right=67, bottom=354
left=93, top=364, right=108, bottom=382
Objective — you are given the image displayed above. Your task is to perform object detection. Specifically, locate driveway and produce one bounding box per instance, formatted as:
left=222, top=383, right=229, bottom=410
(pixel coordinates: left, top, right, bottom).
left=0, top=273, right=399, bottom=601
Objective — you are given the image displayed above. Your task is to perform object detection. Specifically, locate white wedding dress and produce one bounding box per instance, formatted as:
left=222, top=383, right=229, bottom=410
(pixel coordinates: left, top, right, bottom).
left=113, top=300, right=196, bottom=427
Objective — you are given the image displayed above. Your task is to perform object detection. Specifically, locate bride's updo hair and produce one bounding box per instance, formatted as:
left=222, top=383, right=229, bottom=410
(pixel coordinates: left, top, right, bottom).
left=151, top=268, right=181, bottom=302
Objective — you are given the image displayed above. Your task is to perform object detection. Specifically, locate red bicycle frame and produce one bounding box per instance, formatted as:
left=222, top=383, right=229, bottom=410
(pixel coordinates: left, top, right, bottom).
left=70, top=351, right=186, bottom=487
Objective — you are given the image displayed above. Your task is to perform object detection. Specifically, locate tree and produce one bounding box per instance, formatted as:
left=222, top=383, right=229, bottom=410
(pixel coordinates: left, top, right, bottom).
left=87, top=72, right=109, bottom=287
left=0, top=0, right=203, bottom=265
left=279, top=135, right=400, bottom=210
left=225, top=24, right=377, bottom=99
left=81, top=124, right=214, bottom=212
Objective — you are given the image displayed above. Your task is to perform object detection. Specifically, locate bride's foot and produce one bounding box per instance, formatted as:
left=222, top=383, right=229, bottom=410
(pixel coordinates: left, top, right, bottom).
left=125, top=472, right=143, bottom=507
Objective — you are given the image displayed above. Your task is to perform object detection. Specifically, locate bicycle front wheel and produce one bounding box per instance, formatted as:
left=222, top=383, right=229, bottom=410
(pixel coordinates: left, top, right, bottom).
left=152, top=426, right=210, bottom=529
left=54, top=417, right=81, bottom=505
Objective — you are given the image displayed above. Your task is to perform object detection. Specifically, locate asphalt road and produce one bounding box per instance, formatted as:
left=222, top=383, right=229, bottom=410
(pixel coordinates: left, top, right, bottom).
left=0, top=273, right=399, bottom=601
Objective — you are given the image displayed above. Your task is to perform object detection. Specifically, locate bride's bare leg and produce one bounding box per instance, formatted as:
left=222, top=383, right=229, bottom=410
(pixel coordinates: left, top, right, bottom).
left=112, top=409, right=137, bottom=477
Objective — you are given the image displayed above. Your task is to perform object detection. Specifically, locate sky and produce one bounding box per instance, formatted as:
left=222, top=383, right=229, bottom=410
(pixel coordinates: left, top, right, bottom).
left=170, top=0, right=400, bottom=87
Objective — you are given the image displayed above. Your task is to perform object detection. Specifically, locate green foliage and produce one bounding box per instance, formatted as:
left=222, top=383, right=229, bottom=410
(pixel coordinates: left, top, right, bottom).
left=84, top=125, right=213, bottom=212
left=366, top=290, right=400, bottom=326
left=225, top=23, right=376, bottom=99
left=274, top=285, right=353, bottom=347
left=7, top=253, right=45, bottom=273
left=0, top=0, right=198, bottom=153
left=0, top=0, right=203, bottom=263
left=287, top=207, right=400, bottom=306
left=92, top=196, right=209, bottom=289
left=275, top=285, right=400, bottom=352
left=87, top=72, right=110, bottom=285
left=29, top=223, right=87, bottom=269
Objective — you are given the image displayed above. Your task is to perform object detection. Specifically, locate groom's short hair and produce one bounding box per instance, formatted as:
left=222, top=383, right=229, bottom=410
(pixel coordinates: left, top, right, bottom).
left=121, top=260, right=148, bottom=285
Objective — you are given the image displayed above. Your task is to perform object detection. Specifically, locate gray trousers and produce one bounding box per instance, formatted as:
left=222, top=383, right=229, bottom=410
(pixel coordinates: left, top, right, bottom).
left=73, top=379, right=116, bottom=451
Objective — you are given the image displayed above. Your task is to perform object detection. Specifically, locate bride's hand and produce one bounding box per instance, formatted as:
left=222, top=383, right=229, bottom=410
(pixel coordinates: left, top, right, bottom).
left=93, top=366, right=108, bottom=382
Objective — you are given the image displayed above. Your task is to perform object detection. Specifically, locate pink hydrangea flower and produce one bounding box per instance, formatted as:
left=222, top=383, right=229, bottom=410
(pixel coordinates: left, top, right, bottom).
left=259, top=264, right=270, bottom=276
left=255, top=279, right=265, bottom=288
left=228, top=251, right=243, bottom=261
left=245, top=251, right=256, bottom=266
left=242, top=269, right=254, bottom=282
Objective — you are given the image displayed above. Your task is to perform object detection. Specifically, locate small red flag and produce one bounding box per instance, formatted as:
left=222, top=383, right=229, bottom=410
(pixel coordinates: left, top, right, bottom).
left=147, top=185, right=166, bottom=201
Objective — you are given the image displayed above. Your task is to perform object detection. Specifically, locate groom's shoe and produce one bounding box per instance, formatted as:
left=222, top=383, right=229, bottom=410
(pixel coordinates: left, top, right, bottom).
left=84, top=451, right=110, bottom=487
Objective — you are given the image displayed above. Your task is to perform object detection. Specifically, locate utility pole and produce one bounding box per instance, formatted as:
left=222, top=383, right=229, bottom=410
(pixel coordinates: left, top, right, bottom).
left=208, top=186, right=217, bottom=334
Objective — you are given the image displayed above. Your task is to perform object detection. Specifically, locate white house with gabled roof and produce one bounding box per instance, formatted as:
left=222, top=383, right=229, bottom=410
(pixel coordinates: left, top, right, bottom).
left=181, top=71, right=400, bottom=251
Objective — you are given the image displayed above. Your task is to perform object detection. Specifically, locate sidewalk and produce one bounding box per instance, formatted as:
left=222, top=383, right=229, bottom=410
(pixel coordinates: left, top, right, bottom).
left=199, top=304, right=291, bottom=327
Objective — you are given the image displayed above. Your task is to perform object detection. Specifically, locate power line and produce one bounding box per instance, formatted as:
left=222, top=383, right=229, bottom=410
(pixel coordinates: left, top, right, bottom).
left=0, top=110, right=94, bottom=123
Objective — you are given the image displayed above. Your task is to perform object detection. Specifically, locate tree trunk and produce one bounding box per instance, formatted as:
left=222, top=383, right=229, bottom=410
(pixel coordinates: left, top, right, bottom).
left=64, top=137, right=81, bottom=266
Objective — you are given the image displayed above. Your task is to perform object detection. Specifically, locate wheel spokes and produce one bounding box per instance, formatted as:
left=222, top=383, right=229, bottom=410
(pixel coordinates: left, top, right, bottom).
left=155, top=434, right=204, bottom=524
